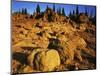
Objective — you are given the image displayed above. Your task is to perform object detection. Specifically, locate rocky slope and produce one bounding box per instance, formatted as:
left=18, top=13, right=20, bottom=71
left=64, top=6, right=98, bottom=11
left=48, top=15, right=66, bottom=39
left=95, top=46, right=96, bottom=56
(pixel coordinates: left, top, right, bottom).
left=12, top=8, right=96, bottom=74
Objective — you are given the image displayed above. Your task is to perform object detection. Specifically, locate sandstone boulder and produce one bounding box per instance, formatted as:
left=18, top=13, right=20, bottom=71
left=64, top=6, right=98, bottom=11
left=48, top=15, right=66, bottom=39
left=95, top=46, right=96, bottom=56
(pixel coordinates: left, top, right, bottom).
left=27, top=48, right=44, bottom=67
left=57, top=36, right=86, bottom=64
left=42, top=50, right=60, bottom=71
left=20, top=65, right=34, bottom=73
left=28, top=49, right=60, bottom=71
left=67, top=36, right=87, bottom=50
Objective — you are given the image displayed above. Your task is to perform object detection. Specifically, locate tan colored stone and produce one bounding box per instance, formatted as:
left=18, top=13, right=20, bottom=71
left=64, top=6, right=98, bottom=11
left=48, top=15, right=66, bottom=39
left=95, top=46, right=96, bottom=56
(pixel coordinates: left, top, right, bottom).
left=43, top=50, right=60, bottom=71
left=33, top=49, right=60, bottom=71
left=22, top=66, right=34, bottom=73
left=13, top=40, right=37, bottom=48
left=27, top=48, right=44, bottom=67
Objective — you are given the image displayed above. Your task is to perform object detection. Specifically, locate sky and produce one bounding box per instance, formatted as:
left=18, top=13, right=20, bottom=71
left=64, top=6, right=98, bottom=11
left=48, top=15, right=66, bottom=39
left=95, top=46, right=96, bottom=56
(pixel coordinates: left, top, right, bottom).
left=12, top=0, right=96, bottom=16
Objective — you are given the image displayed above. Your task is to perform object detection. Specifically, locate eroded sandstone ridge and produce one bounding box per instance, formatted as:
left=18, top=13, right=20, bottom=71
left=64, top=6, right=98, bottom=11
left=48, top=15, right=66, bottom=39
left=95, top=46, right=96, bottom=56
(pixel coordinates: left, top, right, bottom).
left=12, top=7, right=96, bottom=74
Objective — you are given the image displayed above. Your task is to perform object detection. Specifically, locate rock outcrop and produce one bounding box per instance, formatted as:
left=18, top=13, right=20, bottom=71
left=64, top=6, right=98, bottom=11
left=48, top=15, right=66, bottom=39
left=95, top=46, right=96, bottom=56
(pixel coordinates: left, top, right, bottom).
left=28, top=49, right=60, bottom=71
left=12, top=7, right=96, bottom=74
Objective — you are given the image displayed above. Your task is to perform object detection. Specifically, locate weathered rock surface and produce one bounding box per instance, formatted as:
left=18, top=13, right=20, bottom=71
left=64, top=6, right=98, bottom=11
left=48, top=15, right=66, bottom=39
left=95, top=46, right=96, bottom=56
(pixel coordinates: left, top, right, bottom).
left=28, top=49, right=60, bottom=71
left=12, top=8, right=96, bottom=73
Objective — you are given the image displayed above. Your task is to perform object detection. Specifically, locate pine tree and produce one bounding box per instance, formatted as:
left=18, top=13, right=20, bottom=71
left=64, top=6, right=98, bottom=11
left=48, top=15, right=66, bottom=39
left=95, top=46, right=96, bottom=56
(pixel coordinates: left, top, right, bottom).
left=24, top=8, right=27, bottom=14
left=90, top=10, right=93, bottom=18
left=69, top=11, right=76, bottom=22
left=36, top=4, right=40, bottom=13
left=72, top=10, right=75, bottom=15
left=62, top=7, right=66, bottom=16
left=53, top=4, right=55, bottom=12
left=22, top=8, right=24, bottom=14
left=93, top=15, right=96, bottom=25
left=59, top=8, right=61, bottom=15
left=58, top=7, right=61, bottom=15
left=21, top=8, right=27, bottom=14
left=46, top=5, right=49, bottom=10
left=85, top=7, right=88, bottom=16
left=69, top=11, right=72, bottom=17
left=76, top=6, right=79, bottom=15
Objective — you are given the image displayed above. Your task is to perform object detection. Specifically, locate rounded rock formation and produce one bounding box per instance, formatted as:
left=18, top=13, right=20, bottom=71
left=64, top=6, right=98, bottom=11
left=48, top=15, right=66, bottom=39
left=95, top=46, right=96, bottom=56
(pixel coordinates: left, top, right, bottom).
left=33, top=49, right=60, bottom=71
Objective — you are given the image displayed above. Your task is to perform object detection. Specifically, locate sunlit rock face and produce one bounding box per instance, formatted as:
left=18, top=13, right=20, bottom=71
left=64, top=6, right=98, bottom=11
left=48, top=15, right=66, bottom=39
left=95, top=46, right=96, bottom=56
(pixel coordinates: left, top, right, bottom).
left=12, top=6, right=96, bottom=74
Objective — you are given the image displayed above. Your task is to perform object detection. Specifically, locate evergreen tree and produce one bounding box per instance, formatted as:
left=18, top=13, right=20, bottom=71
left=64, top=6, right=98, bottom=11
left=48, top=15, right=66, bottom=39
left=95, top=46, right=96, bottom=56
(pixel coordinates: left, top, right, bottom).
left=53, top=4, right=55, bottom=12
left=90, top=10, right=93, bottom=18
left=59, top=8, right=61, bottom=15
left=21, top=8, right=27, bottom=14
left=62, top=7, right=66, bottom=16
left=85, top=7, right=88, bottom=16
left=24, top=8, right=27, bottom=14
left=46, top=5, right=49, bottom=10
left=76, top=6, right=79, bottom=15
left=93, top=15, right=96, bottom=25
left=36, top=4, right=40, bottom=13
left=72, top=10, right=75, bottom=15
left=69, top=11, right=72, bottom=17
left=22, top=8, right=24, bottom=14
left=58, top=7, right=61, bottom=15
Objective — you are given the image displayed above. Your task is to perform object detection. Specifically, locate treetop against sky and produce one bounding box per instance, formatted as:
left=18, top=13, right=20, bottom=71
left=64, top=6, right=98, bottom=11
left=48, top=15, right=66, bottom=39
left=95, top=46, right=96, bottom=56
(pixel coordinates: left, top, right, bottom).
left=12, top=0, right=96, bottom=16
